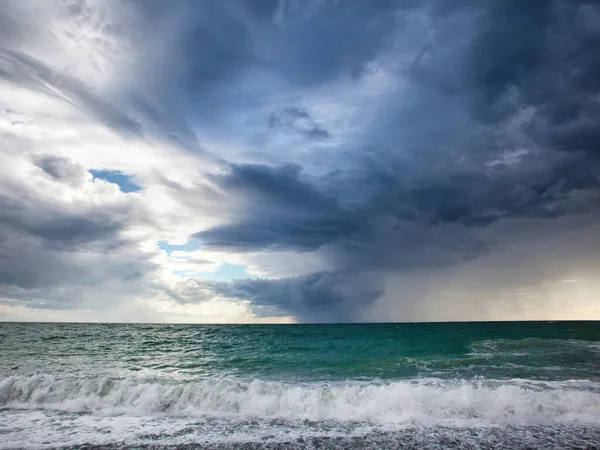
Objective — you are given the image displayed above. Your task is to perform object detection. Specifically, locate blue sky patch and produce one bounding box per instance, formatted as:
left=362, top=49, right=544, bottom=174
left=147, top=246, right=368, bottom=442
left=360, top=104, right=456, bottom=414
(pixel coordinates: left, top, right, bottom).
left=90, top=169, right=141, bottom=193
left=199, top=264, right=257, bottom=282
left=158, top=240, right=202, bottom=254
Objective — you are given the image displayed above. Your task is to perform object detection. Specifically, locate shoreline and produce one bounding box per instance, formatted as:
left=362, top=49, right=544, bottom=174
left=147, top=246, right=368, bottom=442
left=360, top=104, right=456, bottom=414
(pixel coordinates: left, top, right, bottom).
left=39, top=425, right=600, bottom=450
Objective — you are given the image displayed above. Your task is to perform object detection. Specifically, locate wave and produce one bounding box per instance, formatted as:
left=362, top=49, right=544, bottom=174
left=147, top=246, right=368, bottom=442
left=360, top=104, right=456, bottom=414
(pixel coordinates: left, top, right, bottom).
left=470, top=338, right=600, bottom=353
left=1, top=375, right=600, bottom=426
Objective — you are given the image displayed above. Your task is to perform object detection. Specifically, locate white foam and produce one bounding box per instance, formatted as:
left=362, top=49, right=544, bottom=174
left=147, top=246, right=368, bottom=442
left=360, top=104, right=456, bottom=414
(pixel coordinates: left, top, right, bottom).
left=1, top=375, right=599, bottom=425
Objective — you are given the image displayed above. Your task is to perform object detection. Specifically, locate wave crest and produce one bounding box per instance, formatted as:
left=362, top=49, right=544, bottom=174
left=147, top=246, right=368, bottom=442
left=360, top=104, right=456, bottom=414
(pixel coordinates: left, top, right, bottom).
left=1, top=375, right=599, bottom=425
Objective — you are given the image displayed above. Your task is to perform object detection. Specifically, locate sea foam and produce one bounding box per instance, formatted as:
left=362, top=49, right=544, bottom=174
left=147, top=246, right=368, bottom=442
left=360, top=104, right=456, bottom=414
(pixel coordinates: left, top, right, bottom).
left=1, top=375, right=599, bottom=426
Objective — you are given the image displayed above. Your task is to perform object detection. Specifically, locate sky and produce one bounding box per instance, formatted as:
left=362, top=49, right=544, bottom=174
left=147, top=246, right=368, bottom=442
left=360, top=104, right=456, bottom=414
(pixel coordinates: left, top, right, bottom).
left=0, top=0, right=599, bottom=323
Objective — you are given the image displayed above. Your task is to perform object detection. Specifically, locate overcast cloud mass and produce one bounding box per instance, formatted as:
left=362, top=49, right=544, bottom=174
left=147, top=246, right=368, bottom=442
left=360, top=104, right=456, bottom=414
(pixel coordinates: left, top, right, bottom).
left=1, top=0, right=599, bottom=323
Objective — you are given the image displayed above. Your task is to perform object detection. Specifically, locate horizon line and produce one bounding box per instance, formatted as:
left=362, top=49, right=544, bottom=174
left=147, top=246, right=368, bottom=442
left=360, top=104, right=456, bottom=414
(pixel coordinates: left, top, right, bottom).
left=0, top=319, right=598, bottom=325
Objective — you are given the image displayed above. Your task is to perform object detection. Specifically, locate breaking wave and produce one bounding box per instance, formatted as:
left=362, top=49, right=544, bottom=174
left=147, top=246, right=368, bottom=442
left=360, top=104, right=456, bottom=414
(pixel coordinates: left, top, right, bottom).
left=1, top=375, right=599, bottom=426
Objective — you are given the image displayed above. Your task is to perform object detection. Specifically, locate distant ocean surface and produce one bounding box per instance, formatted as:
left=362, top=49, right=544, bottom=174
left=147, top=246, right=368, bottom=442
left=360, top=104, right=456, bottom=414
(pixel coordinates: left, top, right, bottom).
left=1, top=322, right=600, bottom=449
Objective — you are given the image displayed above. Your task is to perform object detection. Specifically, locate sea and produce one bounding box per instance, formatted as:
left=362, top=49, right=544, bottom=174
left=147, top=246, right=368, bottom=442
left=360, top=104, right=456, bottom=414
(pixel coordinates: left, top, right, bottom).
left=1, top=321, right=599, bottom=449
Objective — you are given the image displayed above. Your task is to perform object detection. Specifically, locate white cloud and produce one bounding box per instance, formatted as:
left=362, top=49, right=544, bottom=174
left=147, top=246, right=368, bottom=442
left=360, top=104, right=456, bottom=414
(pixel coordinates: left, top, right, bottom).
left=0, top=1, right=287, bottom=322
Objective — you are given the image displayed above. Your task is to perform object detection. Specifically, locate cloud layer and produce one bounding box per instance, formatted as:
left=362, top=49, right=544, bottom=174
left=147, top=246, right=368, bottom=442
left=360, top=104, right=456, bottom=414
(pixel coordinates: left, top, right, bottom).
left=1, top=0, right=599, bottom=323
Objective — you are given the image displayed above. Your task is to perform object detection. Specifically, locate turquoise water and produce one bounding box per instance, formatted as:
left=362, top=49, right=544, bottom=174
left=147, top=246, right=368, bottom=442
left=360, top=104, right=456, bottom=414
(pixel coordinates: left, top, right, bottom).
left=1, top=322, right=600, bottom=448
left=2, top=321, right=600, bottom=381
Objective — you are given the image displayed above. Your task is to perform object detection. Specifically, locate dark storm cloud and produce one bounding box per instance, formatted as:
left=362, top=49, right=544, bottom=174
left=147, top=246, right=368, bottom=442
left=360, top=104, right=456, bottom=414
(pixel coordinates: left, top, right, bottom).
left=173, top=271, right=383, bottom=323
left=167, top=0, right=399, bottom=88
left=405, top=0, right=600, bottom=225
left=193, top=0, right=600, bottom=231
left=132, top=0, right=404, bottom=132
left=349, top=0, right=600, bottom=228
left=270, top=1, right=400, bottom=85
left=194, top=163, right=366, bottom=251
left=225, top=271, right=383, bottom=323
left=364, top=154, right=600, bottom=227
left=269, top=107, right=330, bottom=140
left=466, top=0, right=600, bottom=154
left=187, top=0, right=600, bottom=320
